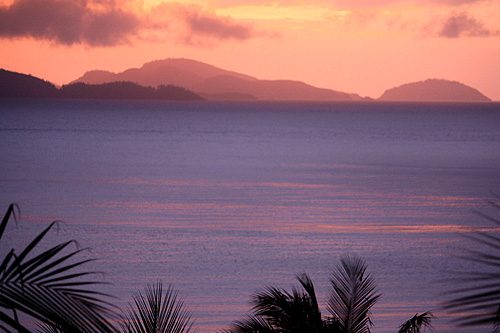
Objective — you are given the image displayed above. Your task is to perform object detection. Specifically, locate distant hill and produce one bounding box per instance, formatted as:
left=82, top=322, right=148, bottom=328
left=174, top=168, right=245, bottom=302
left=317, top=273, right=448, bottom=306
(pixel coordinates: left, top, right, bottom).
left=0, top=69, right=203, bottom=101
left=192, top=74, right=358, bottom=101
left=72, top=58, right=364, bottom=101
left=198, top=91, right=258, bottom=101
left=74, top=59, right=257, bottom=88
left=4, top=65, right=492, bottom=103
left=379, top=79, right=491, bottom=102
left=0, top=69, right=58, bottom=98
left=60, top=82, right=203, bottom=100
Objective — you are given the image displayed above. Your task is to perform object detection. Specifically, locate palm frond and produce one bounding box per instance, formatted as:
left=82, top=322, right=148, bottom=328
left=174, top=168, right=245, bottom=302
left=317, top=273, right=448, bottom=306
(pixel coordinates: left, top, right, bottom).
left=0, top=204, right=116, bottom=332
left=228, top=256, right=378, bottom=333
left=228, top=315, right=277, bottom=333
left=228, top=273, right=327, bottom=333
left=328, top=254, right=380, bottom=333
left=251, top=286, right=302, bottom=331
left=121, top=281, right=194, bottom=333
left=253, top=274, right=326, bottom=332
left=37, top=322, right=67, bottom=333
left=296, top=273, right=321, bottom=322
left=0, top=308, right=29, bottom=332
left=443, top=195, right=500, bottom=329
left=398, top=311, right=434, bottom=333
left=0, top=203, right=19, bottom=241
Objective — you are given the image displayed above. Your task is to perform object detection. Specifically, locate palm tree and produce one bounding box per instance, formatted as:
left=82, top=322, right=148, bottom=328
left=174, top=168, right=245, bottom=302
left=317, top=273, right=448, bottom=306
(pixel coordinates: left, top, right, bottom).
left=328, top=254, right=380, bottom=333
left=398, top=312, right=434, bottom=333
left=228, top=254, right=379, bottom=333
left=121, top=281, right=194, bottom=333
left=443, top=194, right=500, bottom=329
left=230, top=273, right=331, bottom=333
left=0, top=204, right=116, bottom=332
left=229, top=315, right=277, bottom=333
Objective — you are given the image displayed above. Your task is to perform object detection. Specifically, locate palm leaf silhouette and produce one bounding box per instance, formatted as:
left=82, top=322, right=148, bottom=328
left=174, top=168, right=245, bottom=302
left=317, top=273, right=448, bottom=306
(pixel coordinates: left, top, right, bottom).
left=229, top=273, right=329, bottom=333
left=229, top=254, right=378, bottom=333
left=0, top=204, right=116, bottom=332
left=121, top=281, right=194, bottom=333
left=444, top=195, right=500, bottom=329
left=37, top=322, right=69, bottom=333
left=229, top=315, right=277, bottom=333
left=398, top=311, right=434, bottom=333
left=328, top=254, right=380, bottom=333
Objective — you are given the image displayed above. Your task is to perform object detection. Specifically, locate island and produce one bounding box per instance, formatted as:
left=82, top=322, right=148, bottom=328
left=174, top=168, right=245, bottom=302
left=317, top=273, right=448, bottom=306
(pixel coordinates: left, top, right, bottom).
left=378, top=79, right=491, bottom=102
left=0, top=69, right=203, bottom=101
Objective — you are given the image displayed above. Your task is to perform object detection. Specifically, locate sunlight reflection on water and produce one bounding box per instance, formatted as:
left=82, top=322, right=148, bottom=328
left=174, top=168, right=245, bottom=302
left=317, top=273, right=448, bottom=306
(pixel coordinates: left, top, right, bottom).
left=1, top=100, right=500, bottom=332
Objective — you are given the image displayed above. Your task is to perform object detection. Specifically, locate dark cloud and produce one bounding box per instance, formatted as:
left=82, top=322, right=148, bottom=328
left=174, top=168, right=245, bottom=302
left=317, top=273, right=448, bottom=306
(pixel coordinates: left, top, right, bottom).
left=184, top=9, right=253, bottom=40
left=0, top=0, right=140, bottom=46
left=0, top=0, right=261, bottom=46
left=150, top=2, right=255, bottom=44
left=440, top=12, right=494, bottom=37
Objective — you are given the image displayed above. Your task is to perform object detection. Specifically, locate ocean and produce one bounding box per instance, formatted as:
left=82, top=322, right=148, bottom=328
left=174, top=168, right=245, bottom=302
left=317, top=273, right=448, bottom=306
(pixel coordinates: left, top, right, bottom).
left=1, top=99, right=500, bottom=332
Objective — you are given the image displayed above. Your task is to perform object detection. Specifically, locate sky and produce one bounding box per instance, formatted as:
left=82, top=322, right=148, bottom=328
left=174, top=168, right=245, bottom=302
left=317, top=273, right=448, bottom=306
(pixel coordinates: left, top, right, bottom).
left=0, top=0, right=499, bottom=100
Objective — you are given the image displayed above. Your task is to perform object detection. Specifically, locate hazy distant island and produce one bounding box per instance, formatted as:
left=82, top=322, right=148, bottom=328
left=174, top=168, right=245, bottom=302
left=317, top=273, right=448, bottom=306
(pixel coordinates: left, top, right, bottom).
left=378, top=79, right=491, bottom=102
left=72, top=58, right=367, bottom=102
left=0, top=69, right=203, bottom=101
left=0, top=59, right=493, bottom=102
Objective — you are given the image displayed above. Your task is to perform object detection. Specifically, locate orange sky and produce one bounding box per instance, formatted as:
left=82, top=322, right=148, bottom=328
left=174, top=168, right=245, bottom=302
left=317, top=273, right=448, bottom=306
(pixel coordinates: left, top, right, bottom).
left=1, top=0, right=499, bottom=100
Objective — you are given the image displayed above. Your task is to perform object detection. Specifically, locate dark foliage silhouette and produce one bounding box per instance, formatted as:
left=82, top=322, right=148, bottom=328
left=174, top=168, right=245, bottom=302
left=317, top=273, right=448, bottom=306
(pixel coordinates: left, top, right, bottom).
left=230, top=273, right=332, bottom=333
left=398, top=311, right=434, bottom=333
left=328, top=255, right=380, bottom=333
left=60, top=82, right=203, bottom=100
left=228, top=254, right=379, bottom=333
left=0, top=68, right=203, bottom=101
left=155, top=85, right=202, bottom=100
left=120, top=281, right=194, bottom=333
left=0, top=69, right=58, bottom=98
left=61, top=81, right=155, bottom=100
left=0, top=204, right=198, bottom=333
left=444, top=194, right=500, bottom=329
left=0, top=204, right=116, bottom=332
left=37, top=322, right=71, bottom=333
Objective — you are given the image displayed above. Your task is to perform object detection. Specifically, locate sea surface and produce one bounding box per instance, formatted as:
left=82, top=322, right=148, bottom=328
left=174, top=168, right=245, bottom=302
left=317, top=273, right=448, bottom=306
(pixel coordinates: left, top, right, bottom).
left=1, top=99, right=500, bottom=332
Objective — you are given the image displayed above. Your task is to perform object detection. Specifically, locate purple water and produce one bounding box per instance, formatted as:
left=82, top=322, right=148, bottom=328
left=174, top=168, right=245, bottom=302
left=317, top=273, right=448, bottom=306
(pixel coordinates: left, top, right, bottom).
left=1, top=99, right=500, bottom=332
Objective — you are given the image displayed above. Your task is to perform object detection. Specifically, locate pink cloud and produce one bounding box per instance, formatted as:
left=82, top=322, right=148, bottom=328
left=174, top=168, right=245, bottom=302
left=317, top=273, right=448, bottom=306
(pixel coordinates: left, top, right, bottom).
left=212, top=0, right=486, bottom=9
left=0, top=0, right=140, bottom=46
left=433, top=0, right=483, bottom=5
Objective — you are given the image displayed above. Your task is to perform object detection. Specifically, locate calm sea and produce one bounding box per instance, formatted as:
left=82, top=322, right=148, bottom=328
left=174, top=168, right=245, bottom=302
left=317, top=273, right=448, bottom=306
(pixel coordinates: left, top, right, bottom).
left=1, top=99, right=500, bottom=332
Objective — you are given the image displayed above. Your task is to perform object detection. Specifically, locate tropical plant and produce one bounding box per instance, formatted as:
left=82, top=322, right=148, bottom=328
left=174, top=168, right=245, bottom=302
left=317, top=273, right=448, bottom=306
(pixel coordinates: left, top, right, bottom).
left=37, top=322, right=71, bottom=333
left=229, top=315, right=278, bottom=333
left=328, top=254, right=380, bottom=333
left=228, top=254, right=379, bottom=333
left=398, top=311, right=434, bottom=333
left=121, top=281, right=194, bottom=333
left=230, top=273, right=332, bottom=333
left=0, top=204, right=116, bottom=332
left=443, top=194, right=500, bottom=330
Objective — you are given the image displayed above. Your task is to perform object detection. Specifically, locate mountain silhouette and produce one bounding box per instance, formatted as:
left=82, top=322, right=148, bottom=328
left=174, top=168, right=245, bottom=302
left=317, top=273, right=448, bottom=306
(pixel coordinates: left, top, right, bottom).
left=3, top=65, right=493, bottom=103
left=0, top=69, right=58, bottom=98
left=0, top=68, right=203, bottom=100
left=74, top=59, right=257, bottom=89
left=379, top=79, right=491, bottom=102
left=72, top=58, right=364, bottom=101
left=60, top=82, right=203, bottom=100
